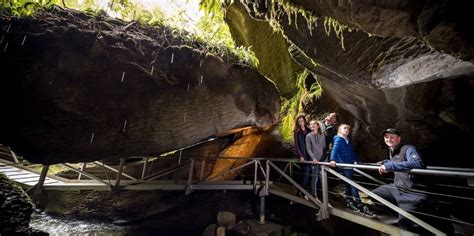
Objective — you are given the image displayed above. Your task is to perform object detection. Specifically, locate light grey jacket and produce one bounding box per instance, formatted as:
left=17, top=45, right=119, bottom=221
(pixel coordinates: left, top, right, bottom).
left=305, top=132, right=326, bottom=161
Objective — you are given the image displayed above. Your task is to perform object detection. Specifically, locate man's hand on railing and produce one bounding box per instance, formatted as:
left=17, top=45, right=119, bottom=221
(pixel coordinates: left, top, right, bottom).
left=379, top=164, right=388, bottom=175
left=329, top=160, right=336, bottom=167
left=312, top=159, right=318, bottom=165
left=299, top=156, right=305, bottom=162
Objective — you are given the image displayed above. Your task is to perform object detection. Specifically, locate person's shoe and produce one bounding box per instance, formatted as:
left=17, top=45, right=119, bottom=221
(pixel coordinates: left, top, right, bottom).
left=346, top=201, right=360, bottom=212
left=379, top=217, right=399, bottom=225
left=359, top=205, right=376, bottom=218
left=297, top=191, right=304, bottom=198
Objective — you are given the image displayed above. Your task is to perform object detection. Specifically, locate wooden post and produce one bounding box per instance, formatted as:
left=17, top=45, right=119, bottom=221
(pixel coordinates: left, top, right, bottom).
left=114, top=158, right=125, bottom=190
left=185, top=159, right=195, bottom=195
left=259, top=195, right=266, bottom=224
left=199, top=159, right=206, bottom=180
left=9, top=149, right=19, bottom=163
left=141, top=157, right=149, bottom=179
left=35, top=164, right=49, bottom=194
left=78, top=162, right=87, bottom=180
left=318, top=165, right=329, bottom=220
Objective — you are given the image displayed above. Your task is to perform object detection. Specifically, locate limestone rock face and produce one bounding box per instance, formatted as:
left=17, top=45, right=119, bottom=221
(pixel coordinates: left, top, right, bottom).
left=0, top=10, right=280, bottom=164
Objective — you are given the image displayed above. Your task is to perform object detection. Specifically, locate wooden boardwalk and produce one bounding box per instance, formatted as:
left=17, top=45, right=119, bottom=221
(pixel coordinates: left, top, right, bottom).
left=0, top=160, right=65, bottom=186
left=0, top=157, right=423, bottom=235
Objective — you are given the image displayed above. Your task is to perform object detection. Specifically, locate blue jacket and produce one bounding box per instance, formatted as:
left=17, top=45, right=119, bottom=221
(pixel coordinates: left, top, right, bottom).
left=330, top=135, right=358, bottom=164
left=383, top=145, right=424, bottom=171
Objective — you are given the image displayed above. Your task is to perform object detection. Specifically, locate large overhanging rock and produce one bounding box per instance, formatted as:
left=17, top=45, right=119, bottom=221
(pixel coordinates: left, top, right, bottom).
left=0, top=9, right=280, bottom=164
left=272, top=6, right=474, bottom=88
left=288, top=0, right=473, bottom=62
left=228, top=1, right=474, bottom=165
left=233, top=1, right=474, bottom=88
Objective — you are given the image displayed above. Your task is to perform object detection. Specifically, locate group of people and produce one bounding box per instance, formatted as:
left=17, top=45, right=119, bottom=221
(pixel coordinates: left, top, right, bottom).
left=293, top=113, right=426, bottom=224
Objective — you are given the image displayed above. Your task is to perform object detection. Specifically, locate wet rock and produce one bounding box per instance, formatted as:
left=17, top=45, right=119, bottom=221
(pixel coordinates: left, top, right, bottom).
left=0, top=173, right=35, bottom=234
left=217, top=211, right=237, bottom=230
left=216, top=226, right=226, bottom=236
left=202, top=223, right=217, bottom=236
left=231, top=221, right=251, bottom=236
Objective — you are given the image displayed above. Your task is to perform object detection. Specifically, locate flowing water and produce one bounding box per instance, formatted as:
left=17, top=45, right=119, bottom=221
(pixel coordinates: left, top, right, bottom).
left=30, top=212, right=128, bottom=235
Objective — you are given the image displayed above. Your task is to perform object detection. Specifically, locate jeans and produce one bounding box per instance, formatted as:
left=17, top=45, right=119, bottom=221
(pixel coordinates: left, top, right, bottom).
left=342, top=168, right=362, bottom=205
left=301, top=164, right=311, bottom=188
left=311, top=164, right=320, bottom=197
left=373, top=184, right=426, bottom=221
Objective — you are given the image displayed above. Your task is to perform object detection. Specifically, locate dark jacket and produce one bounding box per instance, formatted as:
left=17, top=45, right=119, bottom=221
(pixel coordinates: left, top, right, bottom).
left=382, top=144, right=424, bottom=189
left=330, top=135, right=358, bottom=164
left=294, top=129, right=310, bottom=160
left=323, top=123, right=337, bottom=151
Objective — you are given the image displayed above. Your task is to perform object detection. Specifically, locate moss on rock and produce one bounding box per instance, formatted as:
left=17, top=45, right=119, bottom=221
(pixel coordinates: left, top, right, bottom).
left=0, top=173, right=34, bottom=233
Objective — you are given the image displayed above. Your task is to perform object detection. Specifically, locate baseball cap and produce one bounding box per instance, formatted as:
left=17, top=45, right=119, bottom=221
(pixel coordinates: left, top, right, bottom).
left=380, top=128, right=401, bottom=136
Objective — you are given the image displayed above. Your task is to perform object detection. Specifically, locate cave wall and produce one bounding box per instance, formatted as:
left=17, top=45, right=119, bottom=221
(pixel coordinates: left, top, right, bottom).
left=224, top=3, right=304, bottom=98
left=227, top=0, right=474, bottom=166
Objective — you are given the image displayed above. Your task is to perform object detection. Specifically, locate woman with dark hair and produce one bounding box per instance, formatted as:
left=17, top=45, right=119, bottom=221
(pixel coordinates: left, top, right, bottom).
left=293, top=115, right=310, bottom=196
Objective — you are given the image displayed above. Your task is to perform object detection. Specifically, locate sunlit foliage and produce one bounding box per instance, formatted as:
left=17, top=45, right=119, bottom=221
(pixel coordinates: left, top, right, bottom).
left=1, top=0, right=258, bottom=66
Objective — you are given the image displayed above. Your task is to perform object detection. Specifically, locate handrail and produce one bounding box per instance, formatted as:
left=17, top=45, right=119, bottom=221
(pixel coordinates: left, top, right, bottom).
left=61, top=163, right=110, bottom=186
left=324, top=167, right=446, bottom=235
left=150, top=156, right=474, bottom=178
left=3, top=153, right=465, bottom=234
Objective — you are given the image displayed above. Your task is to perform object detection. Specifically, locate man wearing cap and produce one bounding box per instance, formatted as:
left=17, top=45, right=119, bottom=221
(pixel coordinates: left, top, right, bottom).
left=374, top=128, right=427, bottom=226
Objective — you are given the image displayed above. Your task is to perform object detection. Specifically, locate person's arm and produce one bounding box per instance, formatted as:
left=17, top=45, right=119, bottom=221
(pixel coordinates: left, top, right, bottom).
left=384, top=147, right=424, bottom=171
left=330, top=137, right=341, bottom=165
left=294, top=132, right=305, bottom=158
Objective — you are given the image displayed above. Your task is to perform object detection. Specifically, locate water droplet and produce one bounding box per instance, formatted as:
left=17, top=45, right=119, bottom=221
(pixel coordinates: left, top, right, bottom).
left=150, top=65, right=154, bottom=75
left=6, top=24, right=11, bottom=33
left=183, top=112, right=187, bottom=123
left=0, top=35, right=4, bottom=44
left=187, top=83, right=190, bottom=92
left=3, top=42, right=8, bottom=52
left=170, top=53, right=174, bottom=64
left=122, top=120, right=127, bottom=133
left=121, top=72, right=125, bottom=82
left=200, top=75, right=203, bottom=85
left=21, top=35, right=26, bottom=46
left=199, top=59, right=203, bottom=67
left=89, top=132, right=95, bottom=145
